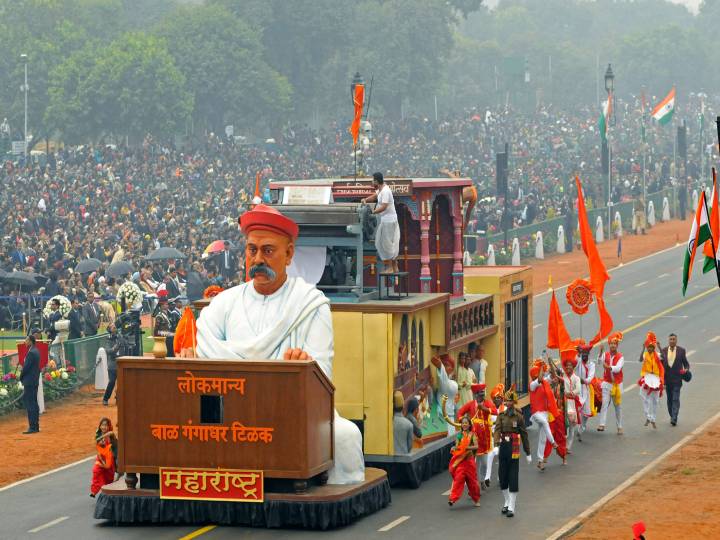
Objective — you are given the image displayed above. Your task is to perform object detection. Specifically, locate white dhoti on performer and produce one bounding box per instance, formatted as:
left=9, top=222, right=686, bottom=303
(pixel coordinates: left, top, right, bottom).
left=375, top=220, right=400, bottom=261
left=196, top=276, right=365, bottom=485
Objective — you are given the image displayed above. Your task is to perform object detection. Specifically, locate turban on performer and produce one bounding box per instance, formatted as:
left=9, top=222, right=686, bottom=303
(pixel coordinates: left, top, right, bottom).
left=530, top=365, right=541, bottom=379
left=470, top=383, right=486, bottom=394
left=560, top=348, right=577, bottom=366
left=608, top=331, right=623, bottom=344
left=644, top=331, right=658, bottom=348
left=239, top=204, right=299, bottom=240
left=490, top=383, right=505, bottom=399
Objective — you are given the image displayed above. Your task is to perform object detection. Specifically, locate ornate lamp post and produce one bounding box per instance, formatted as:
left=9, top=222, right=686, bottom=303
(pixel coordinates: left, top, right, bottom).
left=604, top=64, right=615, bottom=232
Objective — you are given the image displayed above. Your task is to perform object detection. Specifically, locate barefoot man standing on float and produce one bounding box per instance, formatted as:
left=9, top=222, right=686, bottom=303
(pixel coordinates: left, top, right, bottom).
left=196, top=204, right=365, bottom=485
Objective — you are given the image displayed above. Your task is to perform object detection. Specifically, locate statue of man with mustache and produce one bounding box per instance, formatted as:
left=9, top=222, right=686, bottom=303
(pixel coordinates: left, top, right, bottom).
left=196, top=204, right=365, bottom=485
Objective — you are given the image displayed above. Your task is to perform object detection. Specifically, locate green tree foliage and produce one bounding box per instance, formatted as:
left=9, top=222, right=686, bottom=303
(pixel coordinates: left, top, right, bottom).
left=46, top=33, right=192, bottom=143
left=158, top=4, right=291, bottom=133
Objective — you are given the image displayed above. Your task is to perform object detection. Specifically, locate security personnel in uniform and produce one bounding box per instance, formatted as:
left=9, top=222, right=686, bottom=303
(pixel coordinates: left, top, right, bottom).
left=20, top=334, right=41, bottom=434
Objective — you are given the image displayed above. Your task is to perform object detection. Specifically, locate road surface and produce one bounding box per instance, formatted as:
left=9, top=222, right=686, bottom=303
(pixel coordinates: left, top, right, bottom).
left=2, top=244, right=718, bottom=540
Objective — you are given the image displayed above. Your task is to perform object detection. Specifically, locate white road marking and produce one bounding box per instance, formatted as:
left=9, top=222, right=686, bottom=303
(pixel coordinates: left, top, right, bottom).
left=533, top=244, right=683, bottom=299
left=635, top=280, right=649, bottom=287
left=692, top=363, right=720, bottom=366
left=658, top=273, right=670, bottom=278
left=0, top=456, right=94, bottom=492
left=442, top=489, right=451, bottom=496
left=28, top=516, right=69, bottom=533
left=687, top=350, right=696, bottom=357
left=623, top=383, right=637, bottom=393
left=610, top=290, right=624, bottom=296
left=547, top=408, right=720, bottom=540
left=533, top=323, right=542, bottom=329
left=378, top=516, right=410, bottom=532
left=710, top=336, right=720, bottom=343
left=626, top=315, right=687, bottom=319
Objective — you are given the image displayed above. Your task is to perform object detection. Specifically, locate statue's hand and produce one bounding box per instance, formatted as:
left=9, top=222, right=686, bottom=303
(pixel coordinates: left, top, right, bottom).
left=283, top=348, right=312, bottom=361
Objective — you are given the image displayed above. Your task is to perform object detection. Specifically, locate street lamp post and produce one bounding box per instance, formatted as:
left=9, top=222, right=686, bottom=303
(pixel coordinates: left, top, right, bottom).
left=604, top=63, right=615, bottom=234
left=20, top=54, right=28, bottom=160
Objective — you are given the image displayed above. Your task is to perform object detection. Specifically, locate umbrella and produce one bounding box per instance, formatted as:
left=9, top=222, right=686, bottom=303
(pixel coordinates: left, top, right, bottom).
left=106, top=261, right=135, bottom=279
left=146, top=247, right=186, bottom=261
left=203, top=240, right=229, bottom=256
left=75, top=258, right=102, bottom=274
left=2, top=271, right=40, bottom=289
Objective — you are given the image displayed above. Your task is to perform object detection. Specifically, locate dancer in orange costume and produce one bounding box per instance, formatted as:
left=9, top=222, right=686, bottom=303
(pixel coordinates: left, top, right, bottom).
left=90, top=417, right=117, bottom=497
left=444, top=412, right=481, bottom=507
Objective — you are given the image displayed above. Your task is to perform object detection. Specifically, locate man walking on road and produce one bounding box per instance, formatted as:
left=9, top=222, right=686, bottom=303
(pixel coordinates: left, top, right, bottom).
left=661, top=333, right=690, bottom=426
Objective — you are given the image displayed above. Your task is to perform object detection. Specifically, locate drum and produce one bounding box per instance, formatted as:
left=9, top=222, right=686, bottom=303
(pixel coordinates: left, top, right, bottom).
left=641, top=373, right=661, bottom=392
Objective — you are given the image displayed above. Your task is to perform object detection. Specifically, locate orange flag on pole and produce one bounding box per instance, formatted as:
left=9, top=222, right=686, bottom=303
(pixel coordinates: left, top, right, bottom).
left=575, top=176, right=613, bottom=345
left=173, top=307, right=197, bottom=356
left=349, top=84, right=364, bottom=146
left=546, top=289, right=572, bottom=351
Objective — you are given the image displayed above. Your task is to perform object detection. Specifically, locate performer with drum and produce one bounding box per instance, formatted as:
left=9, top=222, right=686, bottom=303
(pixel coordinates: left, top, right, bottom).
left=638, top=332, right=665, bottom=429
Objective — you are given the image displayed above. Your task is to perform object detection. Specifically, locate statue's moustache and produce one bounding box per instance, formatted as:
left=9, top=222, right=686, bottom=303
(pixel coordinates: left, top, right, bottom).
left=249, top=263, right=277, bottom=280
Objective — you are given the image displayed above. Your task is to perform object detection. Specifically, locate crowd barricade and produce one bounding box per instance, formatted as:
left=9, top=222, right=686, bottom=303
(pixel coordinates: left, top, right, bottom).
left=63, top=333, right=110, bottom=380
left=469, top=187, right=676, bottom=258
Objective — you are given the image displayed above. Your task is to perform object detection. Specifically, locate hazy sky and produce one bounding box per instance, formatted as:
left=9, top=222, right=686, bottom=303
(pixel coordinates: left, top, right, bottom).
left=484, top=0, right=701, bottom=14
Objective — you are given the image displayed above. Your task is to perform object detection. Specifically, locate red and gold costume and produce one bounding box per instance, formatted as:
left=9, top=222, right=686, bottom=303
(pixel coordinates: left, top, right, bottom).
left=448, top=429, right=480, bottom=505
left=91, top=423, right=116, bottom=496
left=456, top=383, right=497, bottom=456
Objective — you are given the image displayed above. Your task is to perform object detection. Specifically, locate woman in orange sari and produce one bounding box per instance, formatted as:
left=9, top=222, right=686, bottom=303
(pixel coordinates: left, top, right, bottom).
left=90, top=417, right=117, bottom=497
left=445, top=413, right=481, bottom=507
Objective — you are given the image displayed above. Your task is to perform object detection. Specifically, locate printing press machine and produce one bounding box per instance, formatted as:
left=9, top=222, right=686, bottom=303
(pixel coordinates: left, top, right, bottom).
left=270, top=203, right=379, bottom=302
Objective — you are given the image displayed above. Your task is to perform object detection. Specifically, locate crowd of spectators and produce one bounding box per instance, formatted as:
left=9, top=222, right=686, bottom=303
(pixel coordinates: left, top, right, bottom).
left=0, top=94, right=713, bottom=327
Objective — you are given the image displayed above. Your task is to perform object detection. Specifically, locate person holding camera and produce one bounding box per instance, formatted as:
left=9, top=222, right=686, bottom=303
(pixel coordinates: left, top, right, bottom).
left=661, top=333, right=690, bottom=426
left=102, top=323, right=120, bottom=406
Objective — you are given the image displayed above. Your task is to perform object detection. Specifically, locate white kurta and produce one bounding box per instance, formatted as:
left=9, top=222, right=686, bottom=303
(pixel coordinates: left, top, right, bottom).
left=575, top=358, right=596, bottom=417
left=196, top=277, right=365, bottom=485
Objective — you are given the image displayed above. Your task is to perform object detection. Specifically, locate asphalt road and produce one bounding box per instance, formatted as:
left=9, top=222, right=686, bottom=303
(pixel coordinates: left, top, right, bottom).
left=2, top=243, right=719, bottom=540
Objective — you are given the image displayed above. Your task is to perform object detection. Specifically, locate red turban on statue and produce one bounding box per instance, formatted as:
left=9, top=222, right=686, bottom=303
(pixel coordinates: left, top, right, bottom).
left=239, top=204, right=299, bottom=239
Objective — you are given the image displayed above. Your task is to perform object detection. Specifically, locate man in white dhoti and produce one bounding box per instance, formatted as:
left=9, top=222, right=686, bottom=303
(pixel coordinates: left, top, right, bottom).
left=196, top=204, right=365, bottom=485
left=362, top=172, right=400, bottom=273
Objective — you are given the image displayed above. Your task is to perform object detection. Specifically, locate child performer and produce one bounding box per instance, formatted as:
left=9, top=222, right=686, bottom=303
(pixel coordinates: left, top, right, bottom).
left=90, top=417, right=117, bottom=497
left=442, top=399, right=481, bottom=507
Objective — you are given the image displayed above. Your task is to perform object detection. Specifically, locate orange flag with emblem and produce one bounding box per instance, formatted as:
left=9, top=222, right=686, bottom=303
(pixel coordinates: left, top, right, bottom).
left=575, top=176, right=613, bottom=345
left=173, top=307, right=197, bottom=356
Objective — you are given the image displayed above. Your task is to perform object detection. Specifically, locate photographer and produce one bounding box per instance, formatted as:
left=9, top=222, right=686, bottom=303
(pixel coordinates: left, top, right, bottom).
left=102, top=323, right=120, bottom=406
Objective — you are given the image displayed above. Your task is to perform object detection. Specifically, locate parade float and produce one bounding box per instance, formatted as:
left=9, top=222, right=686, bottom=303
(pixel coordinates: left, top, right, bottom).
left=93, top=175, right=534, bottom=529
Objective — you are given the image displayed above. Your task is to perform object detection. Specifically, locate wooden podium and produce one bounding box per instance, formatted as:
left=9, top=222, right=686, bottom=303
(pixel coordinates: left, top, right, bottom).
left=117, top=357, right=334, bottom=490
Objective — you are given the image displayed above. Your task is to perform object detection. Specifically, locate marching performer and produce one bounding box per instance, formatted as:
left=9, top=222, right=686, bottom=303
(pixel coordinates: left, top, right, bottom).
left=598, top=332, right=624, bottom=435
left=455, top=383, right=497, bottom=484
left=639, top=332, right=665, bottom=429
left=443, top=413, right=481, bottom=507
left=529, top=361, right=559, bottom=471
left=543, top=358, right=567, bottom=466
left=561, top=349, right=582, bottom=453
left=483, top=383, right=506, bottom=487
left=493, top=385, right=531, bottom=518
left=575, top=342, right=596, bottom=436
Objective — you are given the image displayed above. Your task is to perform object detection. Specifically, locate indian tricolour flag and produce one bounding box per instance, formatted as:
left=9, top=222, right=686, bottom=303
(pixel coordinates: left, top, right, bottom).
left=682, top=190, right=712, bottom=296
left=703, top=169, right=720, bottom=279
left=651, top=87, right=675, bottom=126
left=598, top=92, right=612, bottom=142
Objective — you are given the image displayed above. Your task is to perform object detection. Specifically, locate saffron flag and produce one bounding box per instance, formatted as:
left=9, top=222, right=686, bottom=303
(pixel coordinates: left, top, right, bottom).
left=173, top=307, right=197, bottom=356
left=575, top=176, right=613, bottom=345
left=702, top=168, right=720, bottom=277
left=547, top=289, right=572, bottom=351
left=651, top=87, right=675, bottom=126
left=682, top=191, right=713, bottom=295
left=349, top=83, right=364, bottom=146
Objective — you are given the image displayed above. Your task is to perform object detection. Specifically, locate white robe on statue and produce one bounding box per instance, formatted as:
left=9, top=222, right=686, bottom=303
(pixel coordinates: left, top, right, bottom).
left=196, top=276, right=365, bottom=485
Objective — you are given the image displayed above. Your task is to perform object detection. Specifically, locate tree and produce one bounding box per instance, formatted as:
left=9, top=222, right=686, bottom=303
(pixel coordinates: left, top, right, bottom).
left=46, top=33, right=192, bottom=142
left=159, top=4, right=291, bottom=133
